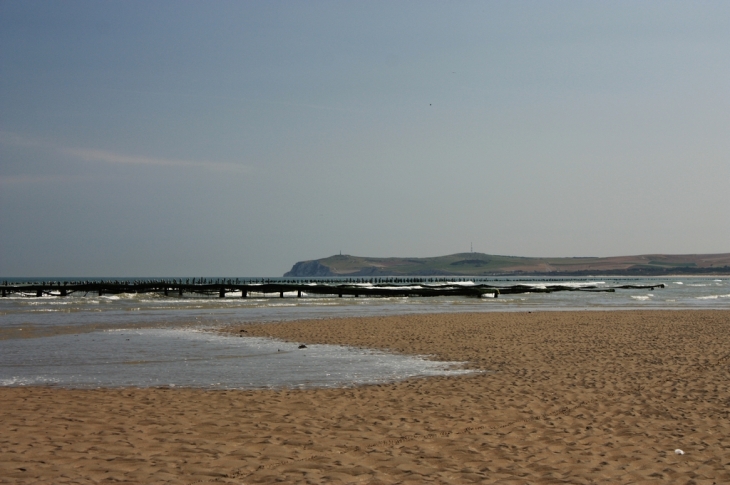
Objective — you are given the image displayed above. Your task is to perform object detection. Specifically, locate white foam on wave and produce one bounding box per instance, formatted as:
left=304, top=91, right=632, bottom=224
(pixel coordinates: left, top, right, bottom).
left=423, top=281, right=477, bottom=287
left=674, top=282, right=683, bottom=285
left=0, top=376, right=60, bottom=386
left=695, top=294, right=730, bottom=300
left=35, top=300, right=75, bottom=305
left=523, top=281, right=605, bottom=289
left=372, top=285, right=424, bottom=291
left=631, top=295, right=651, bottom=301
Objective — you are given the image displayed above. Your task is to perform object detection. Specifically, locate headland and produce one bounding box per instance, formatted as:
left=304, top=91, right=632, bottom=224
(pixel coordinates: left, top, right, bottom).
left=285, top=252, right=730, bottom=277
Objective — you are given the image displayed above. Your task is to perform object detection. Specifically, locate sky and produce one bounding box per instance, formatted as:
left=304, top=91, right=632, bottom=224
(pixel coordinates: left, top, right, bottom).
left=1, top=1, right=729, bottom=277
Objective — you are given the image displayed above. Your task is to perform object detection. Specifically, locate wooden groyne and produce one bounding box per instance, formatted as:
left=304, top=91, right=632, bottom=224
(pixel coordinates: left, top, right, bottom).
left=0, top=279, right=665, bottom=299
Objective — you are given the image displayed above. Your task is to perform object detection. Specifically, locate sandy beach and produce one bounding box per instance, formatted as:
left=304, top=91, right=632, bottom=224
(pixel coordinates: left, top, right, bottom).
left=1, top=310, right=729, bottom=484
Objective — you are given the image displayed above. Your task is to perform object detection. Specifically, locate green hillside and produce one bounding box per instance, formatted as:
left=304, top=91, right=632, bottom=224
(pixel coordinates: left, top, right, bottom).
left=284, top=252, right=730, bottom=277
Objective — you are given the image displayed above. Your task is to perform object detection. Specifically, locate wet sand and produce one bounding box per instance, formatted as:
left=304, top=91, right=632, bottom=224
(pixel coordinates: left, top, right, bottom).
left=1, top=310, right=729, bottom=484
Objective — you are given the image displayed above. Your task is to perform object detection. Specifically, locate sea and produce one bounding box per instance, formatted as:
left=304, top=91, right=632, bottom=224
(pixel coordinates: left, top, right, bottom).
left=1, top=276, right=728, bottom=390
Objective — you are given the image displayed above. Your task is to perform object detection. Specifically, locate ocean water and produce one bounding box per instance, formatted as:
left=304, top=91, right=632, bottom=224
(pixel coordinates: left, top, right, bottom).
left=1, top=276, right=727, bottom=389
left=1, top=277, right=728, bottom=331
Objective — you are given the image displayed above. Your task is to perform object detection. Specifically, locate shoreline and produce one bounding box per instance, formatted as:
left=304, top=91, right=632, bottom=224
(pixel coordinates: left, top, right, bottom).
left=2, top=310, right=729, bottom=484
left=4, top=307, right=729, bottom=343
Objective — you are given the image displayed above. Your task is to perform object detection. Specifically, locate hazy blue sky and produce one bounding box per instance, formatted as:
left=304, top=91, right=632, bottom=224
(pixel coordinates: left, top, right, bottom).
left=1, top=1, right=728, bottom=276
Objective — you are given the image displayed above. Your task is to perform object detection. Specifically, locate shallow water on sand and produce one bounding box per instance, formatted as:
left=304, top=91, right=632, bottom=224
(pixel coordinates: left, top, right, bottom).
left=0, top=328, right=473, bottom=389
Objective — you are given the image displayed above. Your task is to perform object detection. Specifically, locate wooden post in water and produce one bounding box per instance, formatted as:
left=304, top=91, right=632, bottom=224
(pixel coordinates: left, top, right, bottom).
left=60, top=289, right=67, bottom=297
left=297, top=290, right=301, bottom=298
left=219, top=287, right=226, bottom=298
left=178, top=288, right=183, bottom=296
left=164, top=288, right=169, bottom=296
left=279, top=291, right=284, bottom=298
left=241, top=290, right=247, bottom=298
left=36, top=289, right=42, bottom=297
left=1, top=289, right=5, bottom=297
left=98, top=288, right=102, bottom=296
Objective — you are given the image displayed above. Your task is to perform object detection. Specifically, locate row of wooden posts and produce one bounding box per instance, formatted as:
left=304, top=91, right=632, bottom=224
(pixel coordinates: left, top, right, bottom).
left=0, top=282, right=501, bottom=298
left=0, top=281, right=665, bottom=299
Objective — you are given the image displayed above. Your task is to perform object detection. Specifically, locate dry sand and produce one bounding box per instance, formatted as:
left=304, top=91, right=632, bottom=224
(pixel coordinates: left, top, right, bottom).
left=1, top=310, right=729, bottom=484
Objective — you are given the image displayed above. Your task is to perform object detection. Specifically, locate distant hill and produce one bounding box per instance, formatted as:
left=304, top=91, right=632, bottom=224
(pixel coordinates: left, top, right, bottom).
left=284, top=252, right=730, bottom=277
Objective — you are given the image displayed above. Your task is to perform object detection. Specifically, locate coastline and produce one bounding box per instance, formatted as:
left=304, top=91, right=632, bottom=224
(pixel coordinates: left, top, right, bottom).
left=1, top=310, right=729, bottom=484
